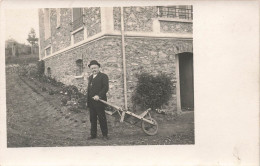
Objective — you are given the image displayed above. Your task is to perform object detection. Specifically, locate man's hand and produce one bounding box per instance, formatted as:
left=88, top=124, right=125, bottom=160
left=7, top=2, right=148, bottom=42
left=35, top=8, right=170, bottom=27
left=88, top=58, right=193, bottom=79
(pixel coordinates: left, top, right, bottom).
left=93, top=95, right=100, bottom=101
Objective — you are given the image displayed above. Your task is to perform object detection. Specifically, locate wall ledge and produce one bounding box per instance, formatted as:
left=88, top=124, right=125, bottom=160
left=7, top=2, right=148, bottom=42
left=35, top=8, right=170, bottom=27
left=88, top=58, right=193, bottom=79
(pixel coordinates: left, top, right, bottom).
left=42, top=31, right=192, bottom=60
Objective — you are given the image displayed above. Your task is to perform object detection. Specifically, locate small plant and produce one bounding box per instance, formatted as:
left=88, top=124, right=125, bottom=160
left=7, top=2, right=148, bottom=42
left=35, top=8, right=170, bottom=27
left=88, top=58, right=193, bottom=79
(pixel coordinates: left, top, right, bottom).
left=18, top=65, right=28, bottom=76
left=62, top=85, right=79, bottom=97
left=78, top=96, right=87, bottom=109
left=48, top=89, right=55, bottom=95
left=67, top=105, right=80, bottom=113
left=132, top=72, right=174, bottom=111
left=41, top=87, right=47, bottom=92
left=61, top=96, right=70, bottom=106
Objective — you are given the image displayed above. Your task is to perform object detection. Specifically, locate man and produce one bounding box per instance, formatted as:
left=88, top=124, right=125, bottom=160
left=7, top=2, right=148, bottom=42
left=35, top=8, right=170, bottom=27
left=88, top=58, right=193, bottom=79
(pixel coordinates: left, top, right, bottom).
left=86, top=60, right=109, bottom=140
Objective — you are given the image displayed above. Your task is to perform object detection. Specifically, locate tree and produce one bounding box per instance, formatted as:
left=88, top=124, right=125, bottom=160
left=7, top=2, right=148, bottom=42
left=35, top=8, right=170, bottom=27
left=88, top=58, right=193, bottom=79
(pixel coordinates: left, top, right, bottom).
left=27, top=28, right=38, bottom=55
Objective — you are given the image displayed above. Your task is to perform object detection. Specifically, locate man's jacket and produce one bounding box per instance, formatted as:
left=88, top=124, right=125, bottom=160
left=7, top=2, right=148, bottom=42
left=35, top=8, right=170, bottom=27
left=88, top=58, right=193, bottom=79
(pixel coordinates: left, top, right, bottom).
left=87, top=72, right=109, bottom=109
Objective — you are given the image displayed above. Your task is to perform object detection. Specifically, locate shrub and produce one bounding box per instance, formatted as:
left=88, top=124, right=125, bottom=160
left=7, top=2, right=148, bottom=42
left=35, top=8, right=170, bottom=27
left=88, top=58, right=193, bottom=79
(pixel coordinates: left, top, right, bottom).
left=37, top=60, right=45, bottom=76
left=18, top=65, right=28, bottom=76
left=132, top=72, right=174, bottom=110
left=62, top=85, right=79, bottom=97
left=48, top=89, right=55, bottom=95
left=61, top=96, right=70, bottom=106
left=78, top=96, right=87, bottom=109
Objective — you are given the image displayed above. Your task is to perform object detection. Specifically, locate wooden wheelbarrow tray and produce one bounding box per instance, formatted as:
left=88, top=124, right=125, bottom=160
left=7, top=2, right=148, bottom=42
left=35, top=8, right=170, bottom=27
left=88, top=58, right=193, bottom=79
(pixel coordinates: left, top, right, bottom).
left=98, top=99, right=159, bottom=136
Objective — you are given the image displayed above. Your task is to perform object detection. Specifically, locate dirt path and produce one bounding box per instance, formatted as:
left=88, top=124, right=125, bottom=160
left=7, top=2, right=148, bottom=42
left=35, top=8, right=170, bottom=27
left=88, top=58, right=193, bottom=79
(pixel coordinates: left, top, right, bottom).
left=6, top=71, right=194, bottom=147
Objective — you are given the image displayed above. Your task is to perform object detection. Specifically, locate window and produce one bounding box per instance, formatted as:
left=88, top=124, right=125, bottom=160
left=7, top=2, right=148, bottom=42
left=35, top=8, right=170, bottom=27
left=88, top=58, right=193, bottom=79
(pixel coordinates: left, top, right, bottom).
left=44, top=8, right=51, bottom=39
left=47, top=67, right=52, bottom=77
left=72, top=8, right=84, bottom=31
left=56, top=8, right=61, bottom=28
left=45, top=46, right=51, bottom=56
left=76, top=59, right=83, bottom=76
left=158, top=6, right=193, bottom=20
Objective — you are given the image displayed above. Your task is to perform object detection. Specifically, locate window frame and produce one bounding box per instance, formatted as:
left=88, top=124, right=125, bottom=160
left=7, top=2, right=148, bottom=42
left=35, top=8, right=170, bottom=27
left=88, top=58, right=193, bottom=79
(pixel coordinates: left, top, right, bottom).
left=71, top=8, right=84, bottom=32
left=157, top=6, right=193, bottom=20
left=75, top=59, right=83, bottom=76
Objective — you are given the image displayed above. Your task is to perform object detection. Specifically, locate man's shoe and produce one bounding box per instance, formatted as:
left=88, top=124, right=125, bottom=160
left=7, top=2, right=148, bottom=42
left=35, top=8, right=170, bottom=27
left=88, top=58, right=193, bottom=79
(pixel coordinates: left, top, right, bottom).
left=87, top=136, right=96, bottom=140
left=102, top=136, right=110, bottom=141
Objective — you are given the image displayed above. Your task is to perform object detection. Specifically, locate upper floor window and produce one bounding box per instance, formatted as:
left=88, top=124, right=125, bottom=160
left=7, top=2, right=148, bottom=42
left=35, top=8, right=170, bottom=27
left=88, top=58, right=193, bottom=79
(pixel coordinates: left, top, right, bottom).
left=158, top=6, right=193, bottom=20
left=56, top=8, right=61, bottom=28
left=72, top=8, right=84, bottom=31
left=44, top=8, right=51, bottom=40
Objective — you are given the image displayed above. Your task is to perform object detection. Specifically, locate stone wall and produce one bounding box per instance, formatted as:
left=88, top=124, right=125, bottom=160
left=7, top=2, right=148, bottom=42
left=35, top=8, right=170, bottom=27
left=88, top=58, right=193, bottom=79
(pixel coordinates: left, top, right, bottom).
left=160, top=21, right=193, bottom=33
left=44, top=37, right=125, bottom=107
left=124, top=37, right=192, bottom=111
left=39, top=8, right=102, bottom=57
left=114, top=6, right=157, bottom=32
left=44, top=36, right=193, bottom=112
left=50, top=8, right=72, bottom=53
left=83, top=7, right=101, bottom=37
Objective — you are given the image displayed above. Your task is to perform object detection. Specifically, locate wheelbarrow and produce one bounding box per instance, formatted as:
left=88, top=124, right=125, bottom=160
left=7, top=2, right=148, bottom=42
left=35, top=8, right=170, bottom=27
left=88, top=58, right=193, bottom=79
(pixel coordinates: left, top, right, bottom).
left=98, top=99, right=159, bottom=136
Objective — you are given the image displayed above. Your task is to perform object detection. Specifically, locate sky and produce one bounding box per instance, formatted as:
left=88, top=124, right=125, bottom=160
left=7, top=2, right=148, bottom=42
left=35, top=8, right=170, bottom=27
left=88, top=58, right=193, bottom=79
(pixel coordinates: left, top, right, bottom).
left=5, top=9, right=39, bottom=45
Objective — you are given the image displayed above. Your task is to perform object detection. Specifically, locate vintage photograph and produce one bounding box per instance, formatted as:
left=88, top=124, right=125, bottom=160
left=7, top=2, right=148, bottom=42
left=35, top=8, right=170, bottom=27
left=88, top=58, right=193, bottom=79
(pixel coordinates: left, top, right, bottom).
left=5, top=6, right=194, bottom=147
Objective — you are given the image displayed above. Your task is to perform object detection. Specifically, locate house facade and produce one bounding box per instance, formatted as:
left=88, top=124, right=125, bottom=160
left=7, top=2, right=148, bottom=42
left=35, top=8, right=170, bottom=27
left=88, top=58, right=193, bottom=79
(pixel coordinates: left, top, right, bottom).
left=38, top=6, right=193, bottom=113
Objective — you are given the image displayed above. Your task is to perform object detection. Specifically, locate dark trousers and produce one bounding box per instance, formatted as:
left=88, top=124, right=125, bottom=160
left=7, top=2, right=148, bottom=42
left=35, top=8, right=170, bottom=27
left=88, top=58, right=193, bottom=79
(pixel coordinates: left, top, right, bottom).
left=89, top=106, right=108, bottom=137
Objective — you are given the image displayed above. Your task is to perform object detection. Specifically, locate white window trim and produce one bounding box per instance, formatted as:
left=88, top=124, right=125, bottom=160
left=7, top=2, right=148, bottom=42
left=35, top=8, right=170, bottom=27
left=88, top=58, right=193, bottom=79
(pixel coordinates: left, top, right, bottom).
left=56, top=8, right=61, bottom=29
left=158, top=17, right=193, bottom=23
left=71, top=26, right=84, bottom=35
left=74, top=75, right=84, bottom=79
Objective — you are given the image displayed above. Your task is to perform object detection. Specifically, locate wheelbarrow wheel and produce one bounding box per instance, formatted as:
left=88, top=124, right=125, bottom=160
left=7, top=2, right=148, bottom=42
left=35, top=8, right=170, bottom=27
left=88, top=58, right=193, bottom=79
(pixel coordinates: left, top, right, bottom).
left=141, top=118, right=158, bottom=136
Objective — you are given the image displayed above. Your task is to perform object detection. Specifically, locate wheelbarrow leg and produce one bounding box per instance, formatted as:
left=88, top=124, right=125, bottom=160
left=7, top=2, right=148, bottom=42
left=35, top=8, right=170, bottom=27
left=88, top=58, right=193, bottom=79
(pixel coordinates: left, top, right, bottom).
left=120, top=108, right=126, bottom=122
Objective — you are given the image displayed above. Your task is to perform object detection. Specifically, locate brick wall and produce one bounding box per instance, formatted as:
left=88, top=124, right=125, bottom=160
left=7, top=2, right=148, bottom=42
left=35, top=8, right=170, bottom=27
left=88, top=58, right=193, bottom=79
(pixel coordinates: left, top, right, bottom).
left=44, top=36, right=192, bottom=112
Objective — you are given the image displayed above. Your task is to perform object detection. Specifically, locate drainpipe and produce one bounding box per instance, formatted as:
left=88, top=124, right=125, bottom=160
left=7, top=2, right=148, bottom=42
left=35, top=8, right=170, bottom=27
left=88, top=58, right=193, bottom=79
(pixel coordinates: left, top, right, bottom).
left=120, top=6, right=128, bottom=121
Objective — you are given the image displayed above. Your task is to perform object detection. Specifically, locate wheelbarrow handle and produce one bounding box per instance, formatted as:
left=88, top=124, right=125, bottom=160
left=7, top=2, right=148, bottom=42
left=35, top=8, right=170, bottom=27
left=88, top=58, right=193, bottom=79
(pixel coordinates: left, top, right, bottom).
left=98, top=99, right=122, bottom=110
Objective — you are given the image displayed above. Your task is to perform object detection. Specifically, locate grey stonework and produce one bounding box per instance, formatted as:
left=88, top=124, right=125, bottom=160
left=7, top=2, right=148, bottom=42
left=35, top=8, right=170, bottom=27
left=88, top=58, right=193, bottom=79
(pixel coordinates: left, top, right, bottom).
left=161, top=21, right=193, bottom=33
left=114, top=6, right=157, bottom=32
left=50, top=8, right=72, bottom=54
left=44, top=36, right=192, bottom=112
left=83, top=7, right=101, bottom=37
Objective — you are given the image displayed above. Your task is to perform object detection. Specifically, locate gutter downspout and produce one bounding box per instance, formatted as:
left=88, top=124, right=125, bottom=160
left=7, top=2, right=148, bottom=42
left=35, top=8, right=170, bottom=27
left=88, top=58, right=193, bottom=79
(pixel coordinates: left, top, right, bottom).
left=120, top=6, right=128, bottom=122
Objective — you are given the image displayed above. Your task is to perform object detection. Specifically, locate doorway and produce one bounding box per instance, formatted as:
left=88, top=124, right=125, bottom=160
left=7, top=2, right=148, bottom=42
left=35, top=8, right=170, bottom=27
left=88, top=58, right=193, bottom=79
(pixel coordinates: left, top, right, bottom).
left=178, top=52, right=194, bottom=111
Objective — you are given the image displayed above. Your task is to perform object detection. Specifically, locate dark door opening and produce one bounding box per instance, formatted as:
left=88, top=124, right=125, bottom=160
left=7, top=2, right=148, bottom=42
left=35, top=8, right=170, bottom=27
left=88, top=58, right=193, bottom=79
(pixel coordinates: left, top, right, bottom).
left=179, top=52, right=194, bottom=111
